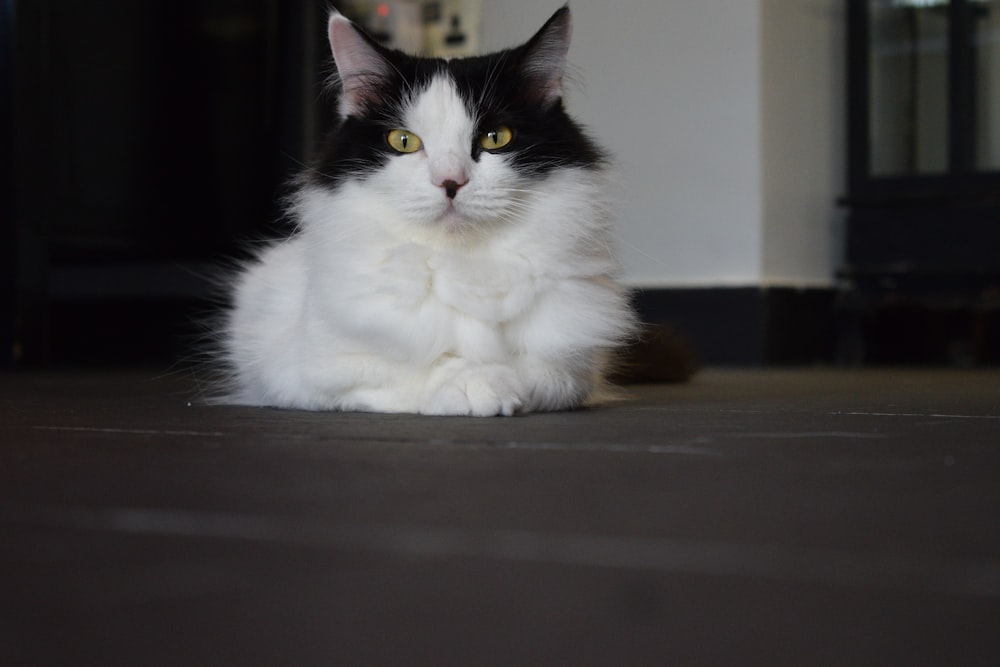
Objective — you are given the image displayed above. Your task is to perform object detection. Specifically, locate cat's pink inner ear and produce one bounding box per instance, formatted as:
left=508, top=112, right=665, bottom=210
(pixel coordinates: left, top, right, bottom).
left=328, top=12, right=390, bottom=116
left=520, top=6, right=572, bottom=108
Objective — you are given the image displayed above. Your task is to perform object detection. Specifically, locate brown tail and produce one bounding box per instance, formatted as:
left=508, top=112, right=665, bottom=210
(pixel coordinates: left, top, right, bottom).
left=609, top=323, right=700, bottom=384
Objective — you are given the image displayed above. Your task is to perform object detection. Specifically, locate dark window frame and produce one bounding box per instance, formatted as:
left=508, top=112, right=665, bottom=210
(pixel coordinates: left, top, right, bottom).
left=846, top=0, right=1000, bottom=205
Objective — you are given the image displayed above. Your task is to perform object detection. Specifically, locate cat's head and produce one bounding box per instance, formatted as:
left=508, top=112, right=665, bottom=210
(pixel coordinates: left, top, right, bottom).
left=310, top=6, right=604, bottom=234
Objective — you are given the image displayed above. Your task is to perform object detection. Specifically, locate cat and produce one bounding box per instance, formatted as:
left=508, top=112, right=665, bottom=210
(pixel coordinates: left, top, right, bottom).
left=216, top=6, right=636, bottom=416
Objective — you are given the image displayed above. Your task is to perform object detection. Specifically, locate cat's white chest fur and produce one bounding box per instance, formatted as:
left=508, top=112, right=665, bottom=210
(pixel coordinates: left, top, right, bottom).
left=218, top=8, right=634, bottom=416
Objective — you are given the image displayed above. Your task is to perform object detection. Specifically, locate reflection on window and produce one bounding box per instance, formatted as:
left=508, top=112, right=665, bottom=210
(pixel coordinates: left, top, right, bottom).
left=974, top=1, right=1000, bottom=169
left=869, top=0, right=949, bottom=176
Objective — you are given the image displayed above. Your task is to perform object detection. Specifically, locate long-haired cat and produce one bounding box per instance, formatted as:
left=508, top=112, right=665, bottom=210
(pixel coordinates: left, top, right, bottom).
left=218, top=6, right=635, bottom=415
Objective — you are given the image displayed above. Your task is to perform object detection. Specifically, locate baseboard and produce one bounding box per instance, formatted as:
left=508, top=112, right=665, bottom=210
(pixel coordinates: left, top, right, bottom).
left=631, top=287, right=837, bottom=366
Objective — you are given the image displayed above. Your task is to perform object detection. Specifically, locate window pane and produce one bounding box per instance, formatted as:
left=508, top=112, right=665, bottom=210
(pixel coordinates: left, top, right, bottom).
left=973, top=0, right=1000, bottom=170
left=869, top=0, right=950, bottom=176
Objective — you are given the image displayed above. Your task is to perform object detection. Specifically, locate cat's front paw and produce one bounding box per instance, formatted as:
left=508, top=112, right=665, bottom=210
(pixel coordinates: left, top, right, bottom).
left=422, top=365, right=525, bottom=417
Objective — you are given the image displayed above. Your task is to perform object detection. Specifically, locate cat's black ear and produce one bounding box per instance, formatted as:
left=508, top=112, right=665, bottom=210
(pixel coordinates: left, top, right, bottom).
left=517, top=5, right=572, bottom=109
left=328, top=11, right=394, bottom=117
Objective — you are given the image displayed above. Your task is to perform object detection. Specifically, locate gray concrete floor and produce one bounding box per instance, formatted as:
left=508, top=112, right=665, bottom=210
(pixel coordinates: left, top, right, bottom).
left=2, top=368, right=999, bottom=665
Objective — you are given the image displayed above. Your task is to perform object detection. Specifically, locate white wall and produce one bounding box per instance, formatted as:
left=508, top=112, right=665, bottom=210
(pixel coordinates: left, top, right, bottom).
left=481, top=0, right=845, bottom=289
left=761, top=0, right=845, bottom=286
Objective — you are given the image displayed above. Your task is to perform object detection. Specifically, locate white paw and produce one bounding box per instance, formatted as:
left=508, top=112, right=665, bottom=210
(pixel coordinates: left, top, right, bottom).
left=422, top=365, right=525, bottom=417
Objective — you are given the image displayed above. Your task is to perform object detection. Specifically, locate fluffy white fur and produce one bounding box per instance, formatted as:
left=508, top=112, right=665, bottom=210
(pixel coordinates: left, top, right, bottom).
left=220, top=14, right=633, bottom=416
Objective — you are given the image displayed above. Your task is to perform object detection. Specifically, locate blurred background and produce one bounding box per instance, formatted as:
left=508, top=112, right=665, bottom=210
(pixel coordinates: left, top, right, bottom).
left=3, top=0, right=999, bottom=369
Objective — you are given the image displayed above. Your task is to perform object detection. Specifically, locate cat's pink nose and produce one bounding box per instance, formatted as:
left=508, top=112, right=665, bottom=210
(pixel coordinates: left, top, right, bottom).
left=440, top=178, right=466, bottom=199
left=430, top=150, right=470, bottom=198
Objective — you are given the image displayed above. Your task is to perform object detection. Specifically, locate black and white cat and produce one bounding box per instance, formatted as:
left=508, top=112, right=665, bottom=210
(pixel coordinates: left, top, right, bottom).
left=219, top=6, right=635, bottom=415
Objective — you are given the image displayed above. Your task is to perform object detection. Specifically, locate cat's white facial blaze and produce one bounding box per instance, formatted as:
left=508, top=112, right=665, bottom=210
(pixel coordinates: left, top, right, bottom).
left=369, top=75, right=518, bottom=232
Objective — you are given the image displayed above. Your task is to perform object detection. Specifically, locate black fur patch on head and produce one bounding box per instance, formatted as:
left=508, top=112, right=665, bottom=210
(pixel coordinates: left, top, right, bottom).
left=450, top=50, right=606, bottom=174
left=309, top=15, right=604, bottom=190
left=309, top=50, right=444, bottom=188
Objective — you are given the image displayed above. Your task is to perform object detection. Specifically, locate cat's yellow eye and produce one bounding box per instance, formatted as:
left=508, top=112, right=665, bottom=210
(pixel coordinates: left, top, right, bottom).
left=480, top=125, right=514, bottom=151
left=387, top=129, right=422, bottom=153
